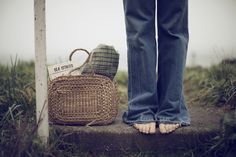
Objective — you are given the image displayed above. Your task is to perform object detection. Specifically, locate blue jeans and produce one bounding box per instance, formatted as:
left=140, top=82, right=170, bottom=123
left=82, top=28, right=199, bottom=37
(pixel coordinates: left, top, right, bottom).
left=122, top=0, right=190, bottom=126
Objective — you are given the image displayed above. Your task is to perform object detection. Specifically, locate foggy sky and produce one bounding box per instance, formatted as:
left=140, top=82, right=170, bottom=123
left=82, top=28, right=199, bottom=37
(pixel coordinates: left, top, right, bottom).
left=0, top=0, right=236, bottom=70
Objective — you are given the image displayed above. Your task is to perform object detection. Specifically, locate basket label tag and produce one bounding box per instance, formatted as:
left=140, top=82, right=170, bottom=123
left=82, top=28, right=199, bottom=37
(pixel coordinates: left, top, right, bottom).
left=47, top=61, right=81, bottom=80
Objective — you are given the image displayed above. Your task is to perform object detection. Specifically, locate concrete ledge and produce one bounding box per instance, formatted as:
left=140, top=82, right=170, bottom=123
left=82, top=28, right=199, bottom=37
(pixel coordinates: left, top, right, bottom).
left=52, top=105, right=223, bottom=154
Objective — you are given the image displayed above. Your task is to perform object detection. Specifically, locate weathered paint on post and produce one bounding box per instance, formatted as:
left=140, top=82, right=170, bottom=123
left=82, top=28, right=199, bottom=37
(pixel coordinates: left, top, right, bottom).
left=34, top=0, right=49, bottom=144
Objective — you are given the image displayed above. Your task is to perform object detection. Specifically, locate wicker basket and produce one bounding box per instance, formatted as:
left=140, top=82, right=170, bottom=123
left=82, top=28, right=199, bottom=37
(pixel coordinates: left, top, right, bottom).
left=48, top=49, right=119, bottom=125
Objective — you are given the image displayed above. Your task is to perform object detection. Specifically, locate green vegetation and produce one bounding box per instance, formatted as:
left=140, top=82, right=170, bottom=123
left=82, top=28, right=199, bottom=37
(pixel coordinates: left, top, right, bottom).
left=0, top=57, right=235, bottom=156
left=0, top=59, right=36, bottom=157
left=115, top=71, right=128, bottom=109
left=184, top=58, right=236, bottom=109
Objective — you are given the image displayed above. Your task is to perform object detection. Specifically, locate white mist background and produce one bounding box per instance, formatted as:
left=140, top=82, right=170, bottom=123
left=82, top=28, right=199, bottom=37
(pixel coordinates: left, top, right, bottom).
left=0, top=0, right=236, bottom=70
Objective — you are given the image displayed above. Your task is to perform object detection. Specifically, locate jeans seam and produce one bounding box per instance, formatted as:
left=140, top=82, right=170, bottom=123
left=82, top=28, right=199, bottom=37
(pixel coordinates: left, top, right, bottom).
left=129, top=44, right=133, bottom=100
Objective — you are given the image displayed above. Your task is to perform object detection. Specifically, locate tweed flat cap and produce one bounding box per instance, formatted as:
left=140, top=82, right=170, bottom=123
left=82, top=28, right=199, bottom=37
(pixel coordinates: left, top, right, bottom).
left=81, top=44, right=119, bottom=79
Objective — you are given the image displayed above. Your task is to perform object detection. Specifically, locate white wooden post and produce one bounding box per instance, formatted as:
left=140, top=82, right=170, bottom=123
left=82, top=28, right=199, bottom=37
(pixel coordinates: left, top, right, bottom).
left=34, top=0, right=49, bottom=144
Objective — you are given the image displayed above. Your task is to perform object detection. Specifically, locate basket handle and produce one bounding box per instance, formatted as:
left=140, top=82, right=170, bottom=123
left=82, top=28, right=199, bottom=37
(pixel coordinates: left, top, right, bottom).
left=69, top=48, right=90, bottom=66
left=68, top=48, right=91, bottom=74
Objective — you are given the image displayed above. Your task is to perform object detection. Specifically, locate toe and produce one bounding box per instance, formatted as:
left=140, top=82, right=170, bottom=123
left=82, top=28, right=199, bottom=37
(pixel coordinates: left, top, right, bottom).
left=137, top=124, right=143, bottom=132
left=172, top=124, right=180, bottom=131
left=139, top=124, right=145, bottom=133
left=171, top=124, right=177, bottom=133
left=149, top=122, right=156, bottom=134
left=174, top=124, right=180, bottom=130
left=169, top=124, right=181, bottom=133
left=134, top=124, right=142, bottom=132
left=133, top=124, right=139, bottom=130
left=162, top=124, right=168, bottom=133
left=159, top=124, right=167, bottom=134
left=169, top=124, right=176, bottom=133
left=143, top=124, right=150, bottom=134
left=164, top=124, right=170, bottom=133
left=176, top=124, right=180, bottom=129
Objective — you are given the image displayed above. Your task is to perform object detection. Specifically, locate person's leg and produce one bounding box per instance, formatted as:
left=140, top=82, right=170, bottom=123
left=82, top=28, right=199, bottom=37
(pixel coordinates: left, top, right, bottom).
left=122, top=0, right=157, bottom=134
left=156, top=0, right=190, bottom=134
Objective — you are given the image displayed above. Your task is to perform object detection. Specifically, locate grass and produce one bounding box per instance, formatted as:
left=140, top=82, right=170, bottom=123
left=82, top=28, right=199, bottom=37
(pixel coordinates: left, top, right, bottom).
left=184, top=58, right=236, bottom=109
left=115, top=71, right=128, bottom=109
left=0, top=57, right=235, bottom=156
left=0, top=58, right=37, bottom=157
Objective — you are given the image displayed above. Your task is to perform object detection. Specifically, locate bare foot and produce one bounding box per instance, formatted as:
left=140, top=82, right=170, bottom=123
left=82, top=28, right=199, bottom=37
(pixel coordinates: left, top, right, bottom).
left=159, top=123, right=180, bottom=134
left=133, top=122, right=156, bottom=134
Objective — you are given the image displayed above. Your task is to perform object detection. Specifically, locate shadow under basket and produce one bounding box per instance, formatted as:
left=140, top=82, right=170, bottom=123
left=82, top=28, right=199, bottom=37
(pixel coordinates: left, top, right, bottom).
left=48, top=74, right=119, bottom=126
